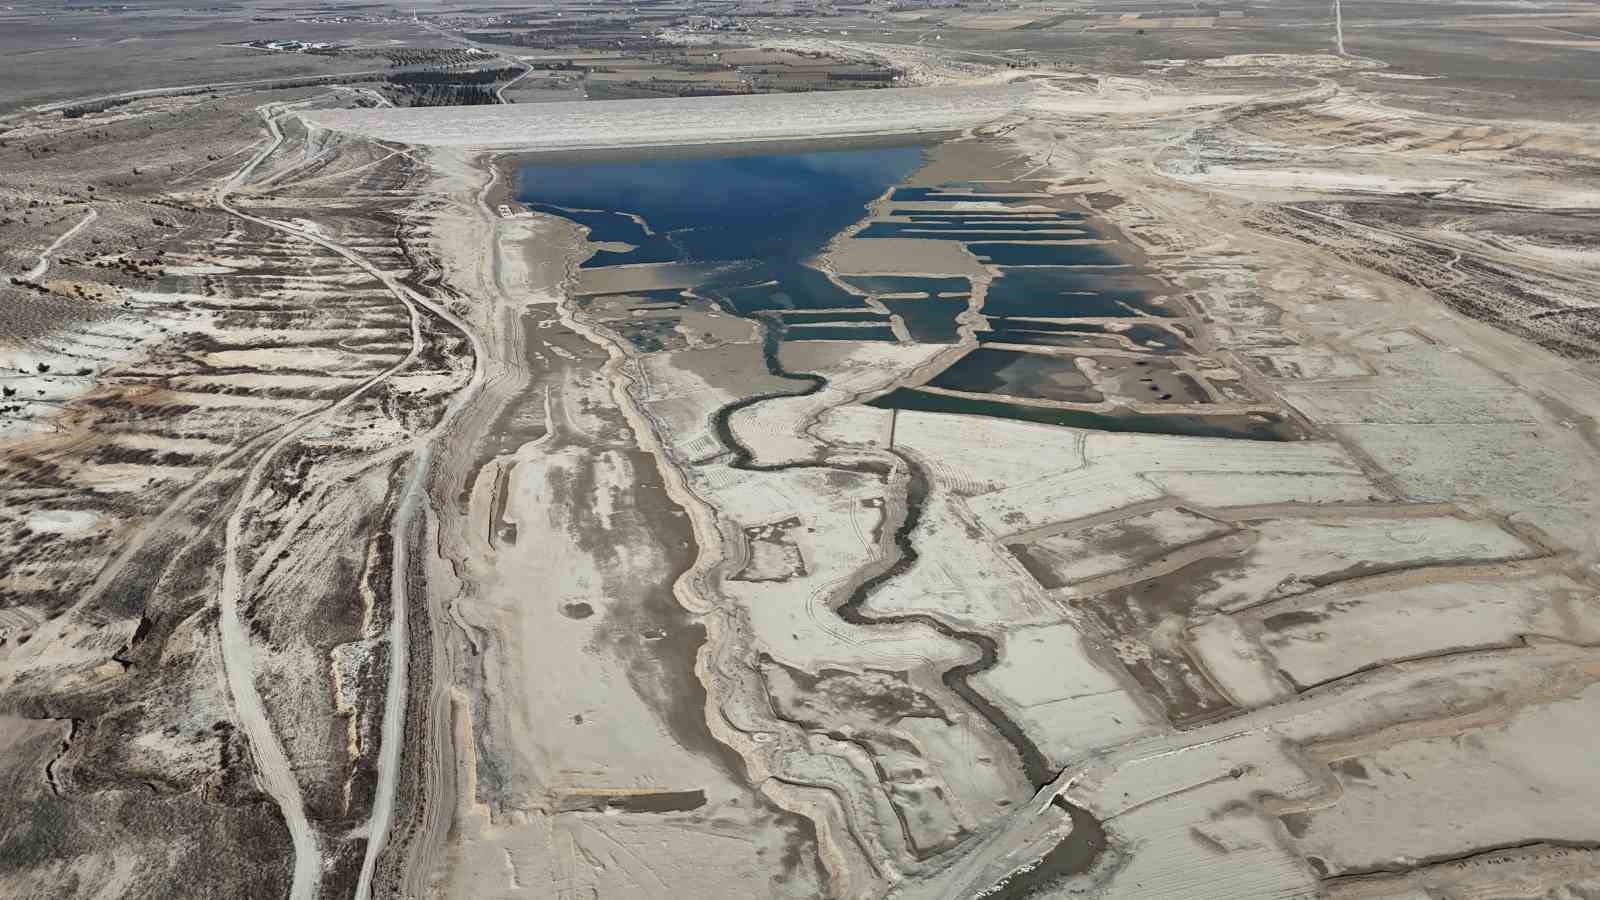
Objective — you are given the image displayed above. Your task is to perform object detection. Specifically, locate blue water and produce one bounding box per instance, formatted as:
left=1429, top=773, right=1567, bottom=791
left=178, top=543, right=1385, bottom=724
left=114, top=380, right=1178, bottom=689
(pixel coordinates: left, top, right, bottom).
left=983, top=268, right=1174, bottom=318
left=980, top=328, right=1123, bottom=350
left=855, top=223, right=1092, bottom=241
left=983, top=321, right=1188, bottom=351
left=516, top=147, right=1177, bottom=358
left=930, top=348, right=1105, bottom=403
left=889, top=187, right=1049, bottom=204
left=524, top=204, right=643, bottom=244
left=865, top=220, right=1086, bottom=231
left=779, top=310, right=888, bottom=324
left=517, top=147, right=926, bottom=269
left=517, top=146, right=932, bottom=324
left=970, top=242, right=1126, bottom=267
left=705, top=264, right=863, bottom=313
left=883, top=298, right=969, bottom=343
left=785, top=324, right=899, bottom=342
left=842, top=275, right=970, bottom=298
left=516, top=150, right=1288, bottom=439
left=893, top=211, right=1085, bottom=222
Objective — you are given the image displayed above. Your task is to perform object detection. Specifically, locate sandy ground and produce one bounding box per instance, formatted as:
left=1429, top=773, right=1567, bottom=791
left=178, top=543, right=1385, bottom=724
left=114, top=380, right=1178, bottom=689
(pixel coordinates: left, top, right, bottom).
left=375, top=149, right=828, bottom=899
left=355, top=56, right=1600, bottom=900
left=5, top=8, right=1600, bottom=899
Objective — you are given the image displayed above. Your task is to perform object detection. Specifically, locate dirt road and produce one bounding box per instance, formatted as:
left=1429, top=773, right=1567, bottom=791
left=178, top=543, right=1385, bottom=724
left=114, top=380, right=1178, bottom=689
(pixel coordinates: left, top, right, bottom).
left=18, top=208, right=97, bottom=282
left=210, top=100, right=487, bottom=900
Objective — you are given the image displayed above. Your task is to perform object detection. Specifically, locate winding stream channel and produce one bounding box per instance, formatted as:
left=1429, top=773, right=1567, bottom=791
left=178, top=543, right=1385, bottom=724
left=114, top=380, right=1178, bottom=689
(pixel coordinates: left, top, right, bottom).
left=713, top=316, right=1107, bottom=894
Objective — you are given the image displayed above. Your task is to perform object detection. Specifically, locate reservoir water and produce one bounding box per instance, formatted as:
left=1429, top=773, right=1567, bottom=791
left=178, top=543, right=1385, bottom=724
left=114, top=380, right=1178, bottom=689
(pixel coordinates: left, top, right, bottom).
left=516, top=145, right=1288, bottom=439
left=517, top=145, right=928, bottom=314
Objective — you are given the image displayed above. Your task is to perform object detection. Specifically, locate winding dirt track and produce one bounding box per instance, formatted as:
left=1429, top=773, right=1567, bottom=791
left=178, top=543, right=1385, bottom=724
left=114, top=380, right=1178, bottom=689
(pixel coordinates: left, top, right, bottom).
left=494, top=64, right=534, bottom=103
left=20, top=208, right=97, bottom=281
left=209, top=100, right=488, bottom=900
left=352, top=193, right=488, bottom=900
left=377, top=153, right=506, bottom=900
left=213, top=101, right=413, bottom=900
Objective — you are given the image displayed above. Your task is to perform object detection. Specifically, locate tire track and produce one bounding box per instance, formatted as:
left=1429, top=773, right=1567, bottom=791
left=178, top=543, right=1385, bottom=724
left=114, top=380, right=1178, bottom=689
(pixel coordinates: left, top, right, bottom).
left=212, top=101, right=487, bottom=900
left=212, top=101, right=420, bottom=900
left=19, top=207, right=97, bottom=282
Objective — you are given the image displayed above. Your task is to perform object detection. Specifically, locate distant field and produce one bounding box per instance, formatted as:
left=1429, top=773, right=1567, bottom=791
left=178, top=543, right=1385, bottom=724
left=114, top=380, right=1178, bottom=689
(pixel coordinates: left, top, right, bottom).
left=0, top=7, right=439, bottom=113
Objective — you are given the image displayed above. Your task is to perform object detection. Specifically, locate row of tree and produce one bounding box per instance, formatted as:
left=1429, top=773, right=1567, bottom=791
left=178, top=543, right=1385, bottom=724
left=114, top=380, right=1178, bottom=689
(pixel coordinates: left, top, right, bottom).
left=385, top=67, right=522, bottom=87
left=387, top=84, right=502, bottom=107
